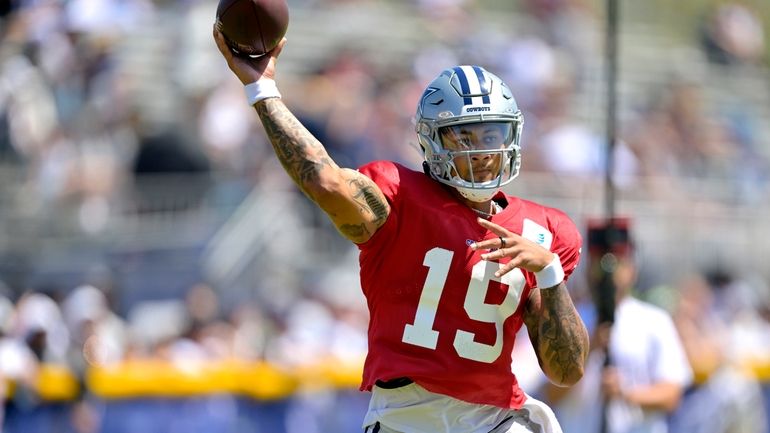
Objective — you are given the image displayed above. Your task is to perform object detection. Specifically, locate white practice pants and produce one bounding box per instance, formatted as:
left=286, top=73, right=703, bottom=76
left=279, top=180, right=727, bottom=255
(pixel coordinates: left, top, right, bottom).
left=362, top=381, right=561, bottom=433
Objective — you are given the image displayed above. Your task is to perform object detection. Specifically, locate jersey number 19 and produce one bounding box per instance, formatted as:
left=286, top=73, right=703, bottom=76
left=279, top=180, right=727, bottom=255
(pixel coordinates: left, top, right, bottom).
left=402, top=247, right=526, bottom=363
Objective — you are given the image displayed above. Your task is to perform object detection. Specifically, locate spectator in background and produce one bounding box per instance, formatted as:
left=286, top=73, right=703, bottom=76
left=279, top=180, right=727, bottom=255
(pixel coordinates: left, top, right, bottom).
left=0, top=290, right=70, bottom=422
left=62, top=284, right=127, bottom=372
left=198, top=78, right=263, bottom=176
left=666, top=272, right=769, bottom=433
left=527, top=74, right=638, bottom=189
left=700, top=2, right=766, bottom=66
left=12, top=291, right=70, bottom=365
left=131, top=126, right=211, bottom=212
left=542, top=219, right=692, bottom=433
left=0, top=293, right=37, bottom=430
left=518, top=0, right=600, bottom=86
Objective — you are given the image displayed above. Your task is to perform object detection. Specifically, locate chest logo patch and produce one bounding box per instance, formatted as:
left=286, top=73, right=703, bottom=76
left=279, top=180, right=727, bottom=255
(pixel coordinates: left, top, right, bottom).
left=522, top=219, right=553, bottom=250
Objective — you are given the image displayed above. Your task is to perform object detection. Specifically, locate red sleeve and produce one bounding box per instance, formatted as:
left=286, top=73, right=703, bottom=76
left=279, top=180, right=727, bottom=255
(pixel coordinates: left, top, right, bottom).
left=356, top=161, right=401, bottom=249
left=548, top=209, right=582, bottom=281
left=358, top=160, right=401, bottom=204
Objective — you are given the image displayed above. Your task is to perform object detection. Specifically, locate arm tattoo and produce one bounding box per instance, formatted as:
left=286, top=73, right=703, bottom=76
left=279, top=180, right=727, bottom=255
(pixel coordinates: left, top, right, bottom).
left=533, top=285, right=589, bottom=384
left=255, top=98, right=334, bottom=189
left=334, top=178, right=388, bottom=241
left=350, top=178, right=389, bottom=227
left=338, top=223, right=370, bottom=240
left=255, top=98, right=390, bottom=243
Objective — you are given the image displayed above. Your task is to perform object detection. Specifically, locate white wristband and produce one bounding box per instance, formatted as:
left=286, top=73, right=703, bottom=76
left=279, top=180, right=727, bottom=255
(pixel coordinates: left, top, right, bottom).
left=245, top=79, right=281, bottom=105
left=535, top=254, right=565, bottom=289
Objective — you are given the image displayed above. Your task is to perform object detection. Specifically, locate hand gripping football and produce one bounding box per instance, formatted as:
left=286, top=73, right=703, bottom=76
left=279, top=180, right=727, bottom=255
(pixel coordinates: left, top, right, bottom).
left=216, top=0, right=289, bottom=58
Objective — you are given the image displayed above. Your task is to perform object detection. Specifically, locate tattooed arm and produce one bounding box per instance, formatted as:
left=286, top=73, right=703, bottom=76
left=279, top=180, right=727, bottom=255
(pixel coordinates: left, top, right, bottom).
left=212, top=27, right=390, bottom=244
left=256, top=98, right=390, bottom=243
left=524, top=283, right=589, bottom=386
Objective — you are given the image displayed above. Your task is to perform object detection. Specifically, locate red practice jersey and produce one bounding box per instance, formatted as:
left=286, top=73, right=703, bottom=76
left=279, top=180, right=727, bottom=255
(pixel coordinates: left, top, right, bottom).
left=357, top=161, right=582, bottom=409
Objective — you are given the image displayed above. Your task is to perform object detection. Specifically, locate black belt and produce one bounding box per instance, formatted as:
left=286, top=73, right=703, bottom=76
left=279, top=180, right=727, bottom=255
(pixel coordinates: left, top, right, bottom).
left=374, top=377, right=413, bottom=389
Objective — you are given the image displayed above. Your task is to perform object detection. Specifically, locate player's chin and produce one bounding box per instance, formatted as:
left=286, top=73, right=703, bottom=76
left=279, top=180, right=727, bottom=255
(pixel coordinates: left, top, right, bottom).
left=470, top=171, right=496, bottom=183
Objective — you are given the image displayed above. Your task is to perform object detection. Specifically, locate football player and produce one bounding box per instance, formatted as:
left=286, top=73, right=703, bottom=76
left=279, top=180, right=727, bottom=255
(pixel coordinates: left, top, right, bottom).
left=213, top=28, right=589, bottom=433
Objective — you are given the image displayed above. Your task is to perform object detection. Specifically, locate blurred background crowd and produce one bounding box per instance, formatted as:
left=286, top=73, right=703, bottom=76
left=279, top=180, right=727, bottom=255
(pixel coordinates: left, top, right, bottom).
left=0, top=0, right=769, bottom=432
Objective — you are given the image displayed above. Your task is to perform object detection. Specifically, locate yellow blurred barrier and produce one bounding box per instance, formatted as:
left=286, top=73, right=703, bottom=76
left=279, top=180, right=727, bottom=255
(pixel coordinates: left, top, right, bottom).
left=741, top=357, right=770, bottom=382
left=86, top=360, right=299, bottom=400
left=37, top=364, right=80, bottom=401
left=85, top=357, right=365, bottom=400
left=15, top=356, right=770, bottom=402
left=1, top=365, right=80, bottom=401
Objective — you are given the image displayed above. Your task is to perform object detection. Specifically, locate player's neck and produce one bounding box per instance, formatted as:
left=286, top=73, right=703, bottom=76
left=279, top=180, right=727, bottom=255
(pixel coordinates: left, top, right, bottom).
left=444, top=186, right=506, bottom=218
left=468, top=198, right=503, bottom=219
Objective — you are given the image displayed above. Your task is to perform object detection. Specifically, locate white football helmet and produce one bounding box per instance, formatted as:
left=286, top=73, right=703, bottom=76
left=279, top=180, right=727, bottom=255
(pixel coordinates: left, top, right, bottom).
left=415, top=65, right=523, bottom=202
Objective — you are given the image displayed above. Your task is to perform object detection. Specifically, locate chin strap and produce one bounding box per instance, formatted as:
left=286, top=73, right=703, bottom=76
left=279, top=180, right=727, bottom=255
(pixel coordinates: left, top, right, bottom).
left=457, top=186, right=500, bottom=203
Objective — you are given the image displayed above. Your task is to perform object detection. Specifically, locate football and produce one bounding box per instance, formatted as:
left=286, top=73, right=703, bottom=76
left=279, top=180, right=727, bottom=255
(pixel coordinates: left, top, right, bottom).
left=216, top=0, right=289, bottom=58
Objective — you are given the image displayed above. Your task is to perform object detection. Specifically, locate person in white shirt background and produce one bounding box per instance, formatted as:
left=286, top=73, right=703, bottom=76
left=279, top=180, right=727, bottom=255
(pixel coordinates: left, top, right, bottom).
left=541, top=219, right=693, bottom=433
